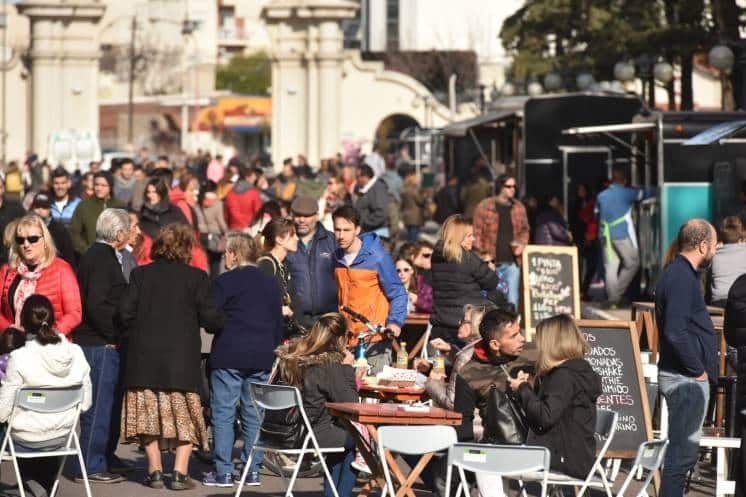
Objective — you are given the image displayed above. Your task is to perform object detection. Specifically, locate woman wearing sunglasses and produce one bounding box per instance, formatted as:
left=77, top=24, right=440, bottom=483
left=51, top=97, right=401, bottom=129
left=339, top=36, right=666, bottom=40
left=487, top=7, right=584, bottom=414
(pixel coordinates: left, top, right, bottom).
left=0, top=214, right=81, bottom=336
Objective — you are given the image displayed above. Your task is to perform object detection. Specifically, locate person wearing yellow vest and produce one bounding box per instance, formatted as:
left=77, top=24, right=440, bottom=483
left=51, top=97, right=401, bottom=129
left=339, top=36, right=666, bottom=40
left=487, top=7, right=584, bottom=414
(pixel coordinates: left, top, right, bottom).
left=595, top=168, right=652, bottom=308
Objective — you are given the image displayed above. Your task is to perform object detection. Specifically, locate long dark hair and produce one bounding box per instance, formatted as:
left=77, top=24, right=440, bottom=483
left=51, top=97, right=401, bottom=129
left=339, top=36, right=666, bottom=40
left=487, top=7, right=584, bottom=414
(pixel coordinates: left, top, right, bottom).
left=261, top=217, right=295, bottom=252
left=20, top=294, right=60, bottom=345
left=279, top=313, right=348, bottom=387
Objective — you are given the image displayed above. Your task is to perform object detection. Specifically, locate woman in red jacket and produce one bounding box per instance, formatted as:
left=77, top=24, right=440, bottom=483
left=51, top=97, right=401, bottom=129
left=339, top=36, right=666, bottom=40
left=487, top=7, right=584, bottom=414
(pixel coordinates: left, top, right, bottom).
left=0, top=214, right=81, bottom=336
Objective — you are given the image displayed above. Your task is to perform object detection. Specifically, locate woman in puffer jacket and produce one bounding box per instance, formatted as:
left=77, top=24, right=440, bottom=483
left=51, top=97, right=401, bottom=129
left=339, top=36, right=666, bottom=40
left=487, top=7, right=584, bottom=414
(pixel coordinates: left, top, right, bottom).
left=0, top=295, right=92, bottom=494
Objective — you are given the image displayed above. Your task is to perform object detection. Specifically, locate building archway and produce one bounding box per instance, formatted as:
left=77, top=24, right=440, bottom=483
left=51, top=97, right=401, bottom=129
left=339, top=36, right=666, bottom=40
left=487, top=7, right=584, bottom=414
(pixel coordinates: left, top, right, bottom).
left=374, top=113, right=420, bottom=155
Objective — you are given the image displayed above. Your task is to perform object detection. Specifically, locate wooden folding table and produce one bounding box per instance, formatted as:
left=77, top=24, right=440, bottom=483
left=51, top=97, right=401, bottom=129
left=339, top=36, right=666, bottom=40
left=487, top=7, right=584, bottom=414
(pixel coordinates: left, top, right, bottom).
left=327, top=402, right=462, bottom=497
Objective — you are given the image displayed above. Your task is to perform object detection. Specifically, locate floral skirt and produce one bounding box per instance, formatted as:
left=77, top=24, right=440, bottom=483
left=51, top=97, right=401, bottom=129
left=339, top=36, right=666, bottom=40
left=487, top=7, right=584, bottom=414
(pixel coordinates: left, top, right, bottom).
left=121, top=388, right=209, bottom=452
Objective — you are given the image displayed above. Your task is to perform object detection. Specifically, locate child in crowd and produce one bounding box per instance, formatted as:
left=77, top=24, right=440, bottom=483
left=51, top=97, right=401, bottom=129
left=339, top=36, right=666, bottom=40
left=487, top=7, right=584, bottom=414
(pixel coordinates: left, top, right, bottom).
left=0, top=327, right=26, bottom=380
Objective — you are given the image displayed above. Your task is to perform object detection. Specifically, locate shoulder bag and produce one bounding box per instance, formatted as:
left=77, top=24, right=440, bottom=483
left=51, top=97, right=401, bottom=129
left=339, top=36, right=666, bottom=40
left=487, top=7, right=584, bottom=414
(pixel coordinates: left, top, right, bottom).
left=483, top=365, right=528, bottom=444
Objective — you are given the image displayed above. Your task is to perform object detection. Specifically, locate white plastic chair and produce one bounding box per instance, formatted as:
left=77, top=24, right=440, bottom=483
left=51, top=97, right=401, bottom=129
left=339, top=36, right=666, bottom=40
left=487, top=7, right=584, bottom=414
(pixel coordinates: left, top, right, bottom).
left=234, top=383, right=346, bottom=497
left=508, top=408, right=619, bottom=497
left=445, top=443, right=551, bottom=497
left=616, top=439, right=669, bottom=497
left=377, top=425, right=457, bottom=497
left=0, top=384, right=92, bottom=497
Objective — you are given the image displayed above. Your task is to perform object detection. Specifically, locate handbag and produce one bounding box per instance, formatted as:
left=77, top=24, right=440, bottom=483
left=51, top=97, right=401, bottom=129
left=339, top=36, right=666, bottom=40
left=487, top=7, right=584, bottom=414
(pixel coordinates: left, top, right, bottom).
left=484, top=377, right=528, bottom=445
left=204, top=233, right=227, bottom=253
left=258, top=379, right=307, bottom=450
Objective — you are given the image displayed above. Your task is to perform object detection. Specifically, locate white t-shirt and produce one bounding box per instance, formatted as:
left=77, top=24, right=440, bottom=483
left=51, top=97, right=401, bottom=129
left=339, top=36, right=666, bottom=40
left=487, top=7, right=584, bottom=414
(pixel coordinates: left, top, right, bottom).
left=343, top=250, right=359, bottom=267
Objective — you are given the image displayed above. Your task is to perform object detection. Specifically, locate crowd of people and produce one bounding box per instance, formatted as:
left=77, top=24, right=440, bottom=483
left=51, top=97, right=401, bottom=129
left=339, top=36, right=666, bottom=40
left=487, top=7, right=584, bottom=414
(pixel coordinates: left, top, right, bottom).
left=0, top=149, right=734, bottom=497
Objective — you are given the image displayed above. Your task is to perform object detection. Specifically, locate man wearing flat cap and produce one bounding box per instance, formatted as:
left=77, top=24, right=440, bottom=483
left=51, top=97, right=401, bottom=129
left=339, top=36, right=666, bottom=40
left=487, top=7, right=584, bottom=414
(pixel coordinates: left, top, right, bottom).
left=286, top=195, right=338, bottom=329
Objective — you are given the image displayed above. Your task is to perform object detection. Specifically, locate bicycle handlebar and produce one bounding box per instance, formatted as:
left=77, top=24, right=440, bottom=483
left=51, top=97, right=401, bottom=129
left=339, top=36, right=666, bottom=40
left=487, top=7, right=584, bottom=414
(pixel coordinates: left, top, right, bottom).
left=340, top=306, right=395, bottom=342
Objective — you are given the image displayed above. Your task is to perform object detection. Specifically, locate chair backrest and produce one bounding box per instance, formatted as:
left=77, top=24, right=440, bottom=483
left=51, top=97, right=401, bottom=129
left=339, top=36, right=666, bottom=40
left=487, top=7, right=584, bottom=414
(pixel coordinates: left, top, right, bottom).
left=14, top=385, right=83, bottom=414
left=377, top=425, right=457, bottom=455
left=594, top=409, right=619, bottom=457
left=447, top=443, right=550, bottom=476
left=250, top=383, right=301, bottom=411
left=635, top=439, right=669, bottom=471
left=616, top=439, right=669, bottom=497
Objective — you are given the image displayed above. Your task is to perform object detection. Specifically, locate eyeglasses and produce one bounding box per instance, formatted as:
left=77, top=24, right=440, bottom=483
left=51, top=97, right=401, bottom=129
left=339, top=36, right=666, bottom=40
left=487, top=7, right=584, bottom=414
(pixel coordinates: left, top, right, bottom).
left=16, top=235, right=42, bottom=245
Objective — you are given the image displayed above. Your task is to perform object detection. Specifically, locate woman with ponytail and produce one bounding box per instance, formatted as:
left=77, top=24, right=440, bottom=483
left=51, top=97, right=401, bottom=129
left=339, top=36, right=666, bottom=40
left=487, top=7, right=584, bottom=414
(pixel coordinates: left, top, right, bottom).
left=257, top=217, right=300, bottom=335
left=0, top=294, right=92, bottom=494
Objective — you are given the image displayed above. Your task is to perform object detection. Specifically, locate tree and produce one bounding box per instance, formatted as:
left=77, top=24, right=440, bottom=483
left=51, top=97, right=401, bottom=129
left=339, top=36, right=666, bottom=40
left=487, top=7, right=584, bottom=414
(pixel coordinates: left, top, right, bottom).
left=215, top=52, right=271, bottom=95
left=500, top=0, right=714, bottom=110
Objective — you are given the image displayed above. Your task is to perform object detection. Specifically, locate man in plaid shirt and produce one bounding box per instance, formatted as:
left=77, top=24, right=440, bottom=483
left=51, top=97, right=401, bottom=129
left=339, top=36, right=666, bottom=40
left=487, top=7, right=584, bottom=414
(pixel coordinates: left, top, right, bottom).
left=472, top=174, right=530, bottom=309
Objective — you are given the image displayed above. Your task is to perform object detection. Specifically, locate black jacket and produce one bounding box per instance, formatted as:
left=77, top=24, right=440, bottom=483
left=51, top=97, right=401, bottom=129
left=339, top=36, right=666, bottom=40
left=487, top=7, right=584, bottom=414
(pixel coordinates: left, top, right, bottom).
left=517, top=358, right=602, bottom=479
left=725, top=273, right=746, bottom=395
left=139, top=201, right=188, bottom=239
left=47, top=218, right=76, bottom=268
left=0, top=200, right=25, bottom=264
left=355, top=179, right=389, bottom=232
left=117, top=259, right=224, bottom=392
left=430, top=242, right=504, bottom=331
left=74, top=243, right=127, bottom=346
left=533, top=208, right=571, bottom=246
left=277, top=348, right=358, bottom=447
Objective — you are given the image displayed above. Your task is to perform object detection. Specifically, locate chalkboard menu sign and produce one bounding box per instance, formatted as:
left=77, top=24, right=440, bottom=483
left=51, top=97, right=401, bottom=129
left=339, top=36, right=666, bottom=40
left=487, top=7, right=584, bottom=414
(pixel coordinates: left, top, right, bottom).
left=521, top=245, right=580, bottom=337
left=578, top=319, right=653, bottom=458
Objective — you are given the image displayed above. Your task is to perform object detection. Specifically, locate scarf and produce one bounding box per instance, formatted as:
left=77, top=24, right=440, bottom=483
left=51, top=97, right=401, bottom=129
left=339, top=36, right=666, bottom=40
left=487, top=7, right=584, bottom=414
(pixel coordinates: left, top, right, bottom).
left=473, top=340, right=517, bottom=366
left=14, top=262, right=42, bottom=327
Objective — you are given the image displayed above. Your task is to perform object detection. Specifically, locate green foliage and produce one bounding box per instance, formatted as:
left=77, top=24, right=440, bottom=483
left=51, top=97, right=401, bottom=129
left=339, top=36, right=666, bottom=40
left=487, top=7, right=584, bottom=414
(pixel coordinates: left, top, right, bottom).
left=500, top=0, right=710, bottom=83
left=216, top=52, right=271, bottom=95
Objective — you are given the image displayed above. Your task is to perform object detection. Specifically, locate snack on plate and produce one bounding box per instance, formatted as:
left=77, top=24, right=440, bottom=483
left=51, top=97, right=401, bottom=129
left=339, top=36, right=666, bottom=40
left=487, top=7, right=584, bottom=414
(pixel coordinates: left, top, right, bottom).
left=377, top=366, right=418, bottom=388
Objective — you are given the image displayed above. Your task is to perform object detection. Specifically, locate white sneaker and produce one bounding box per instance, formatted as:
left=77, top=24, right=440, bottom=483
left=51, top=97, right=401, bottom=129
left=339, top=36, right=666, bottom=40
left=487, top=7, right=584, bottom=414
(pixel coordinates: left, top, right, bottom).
left=350, top=452, right=371, bottom=474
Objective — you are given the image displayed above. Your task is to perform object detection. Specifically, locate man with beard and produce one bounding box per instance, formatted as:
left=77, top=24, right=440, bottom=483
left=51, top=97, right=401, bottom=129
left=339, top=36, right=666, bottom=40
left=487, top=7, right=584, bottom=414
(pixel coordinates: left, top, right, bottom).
left=286, top=196, right=338, bottom=329
left=655, top=218, right=718, bottom=497
left=50, top=167, right=81, bottom=227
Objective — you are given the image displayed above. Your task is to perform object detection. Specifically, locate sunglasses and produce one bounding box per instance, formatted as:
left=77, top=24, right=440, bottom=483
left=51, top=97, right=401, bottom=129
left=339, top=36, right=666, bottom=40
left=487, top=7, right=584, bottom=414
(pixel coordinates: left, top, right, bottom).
left=16, top=235, right=42, bottom=245
left=503, top=184, right=517, bottom=189
left=397, top=267, right=413, bottom=273
left=484, top=259, right=496, bottom=264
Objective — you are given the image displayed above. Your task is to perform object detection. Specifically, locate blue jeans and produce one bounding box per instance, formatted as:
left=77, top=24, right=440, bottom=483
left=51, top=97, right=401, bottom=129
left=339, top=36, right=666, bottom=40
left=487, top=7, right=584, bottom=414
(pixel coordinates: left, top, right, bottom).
left=659, top=370, right=710, bottom=497
left=325, top=436, right=356, bottom=497
left=211, top=368, right=269, bottom=475
left=496, top=263, right=520, bottom=309
left=77, top=345, right=122, bottom=475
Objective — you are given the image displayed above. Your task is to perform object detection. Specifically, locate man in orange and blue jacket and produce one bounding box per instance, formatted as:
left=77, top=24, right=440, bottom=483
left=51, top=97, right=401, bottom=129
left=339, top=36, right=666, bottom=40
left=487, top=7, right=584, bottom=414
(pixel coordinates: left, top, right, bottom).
left=332, top=205, right=408, bottom=373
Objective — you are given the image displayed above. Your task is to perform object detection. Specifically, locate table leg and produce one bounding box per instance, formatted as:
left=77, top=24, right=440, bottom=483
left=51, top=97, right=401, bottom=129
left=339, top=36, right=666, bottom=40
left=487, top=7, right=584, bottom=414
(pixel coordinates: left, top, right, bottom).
left=369, top=426, right=420, bottom=497
left=394, top=453, right=433, bottom=497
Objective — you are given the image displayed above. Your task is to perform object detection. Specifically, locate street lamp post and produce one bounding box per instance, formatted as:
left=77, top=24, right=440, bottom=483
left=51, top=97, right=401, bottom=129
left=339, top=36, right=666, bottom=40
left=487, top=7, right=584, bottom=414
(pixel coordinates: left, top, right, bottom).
left=709, top=44, right=735, bottom=111
left=1, top=0, right=7, bottom=169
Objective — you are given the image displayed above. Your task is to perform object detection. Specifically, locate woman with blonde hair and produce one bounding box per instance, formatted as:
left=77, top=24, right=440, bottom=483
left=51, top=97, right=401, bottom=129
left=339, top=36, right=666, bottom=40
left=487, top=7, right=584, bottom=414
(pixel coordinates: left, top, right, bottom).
left=0, top=214, right=81, bottom=335
left=429, top=214, right=504, bottom=341
left=277, top=313, right=359, bottom=497
left=509, top=314, right=601, bottom=479
left=118, top=223, right=224, bottom=490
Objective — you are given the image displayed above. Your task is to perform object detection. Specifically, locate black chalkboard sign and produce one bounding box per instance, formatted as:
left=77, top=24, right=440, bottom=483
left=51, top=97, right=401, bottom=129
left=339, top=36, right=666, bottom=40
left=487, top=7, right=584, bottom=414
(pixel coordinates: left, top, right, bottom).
left=521, top=245, right=580, bottom=338
left=578, top=319, right=653, bottom=458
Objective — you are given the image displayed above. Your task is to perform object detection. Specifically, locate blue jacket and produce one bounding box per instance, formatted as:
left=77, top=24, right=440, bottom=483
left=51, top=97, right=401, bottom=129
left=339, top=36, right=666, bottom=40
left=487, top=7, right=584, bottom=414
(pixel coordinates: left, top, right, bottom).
left=286, top=223, right=339, bottom=327
left=51, top=196, right=81, bottom=227
left=595, top=184, right=648, bottom=240
left=210, top=265, right=283, bottom=371
left=655, top=255, right=718, bottom=385
left=334, top=232, right=408, bottom=339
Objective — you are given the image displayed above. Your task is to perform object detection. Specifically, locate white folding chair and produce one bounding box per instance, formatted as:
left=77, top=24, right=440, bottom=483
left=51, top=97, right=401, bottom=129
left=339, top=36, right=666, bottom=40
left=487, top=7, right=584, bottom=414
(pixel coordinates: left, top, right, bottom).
left=445, top=443, right=551, bottom=497
left=0, top=384, right=92, bottom=497
left=508, top=408, right=619, bottom=497
left=234, top=383, right=346, bottom=497
left=616, top=439, right=669, bottom=497
left=377, top=425, right=457, bottom=497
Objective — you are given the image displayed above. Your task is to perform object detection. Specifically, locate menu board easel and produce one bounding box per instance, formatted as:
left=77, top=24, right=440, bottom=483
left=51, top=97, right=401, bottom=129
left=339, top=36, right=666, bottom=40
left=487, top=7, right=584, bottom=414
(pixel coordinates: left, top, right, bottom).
left=578, top=319, right=653, bottom=459
left=521, top=245, right=581, bottom=338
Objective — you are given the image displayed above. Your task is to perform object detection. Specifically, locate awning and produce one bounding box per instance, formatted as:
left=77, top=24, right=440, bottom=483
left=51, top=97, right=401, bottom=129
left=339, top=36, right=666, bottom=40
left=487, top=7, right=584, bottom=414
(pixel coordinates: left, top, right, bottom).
left=562, top=122, right=656, bottom=135
left=682, top=119, right=746, bottom=145
left=441, top=110, right=517, bottom=137
left=194, top=96, right=271, bottom=132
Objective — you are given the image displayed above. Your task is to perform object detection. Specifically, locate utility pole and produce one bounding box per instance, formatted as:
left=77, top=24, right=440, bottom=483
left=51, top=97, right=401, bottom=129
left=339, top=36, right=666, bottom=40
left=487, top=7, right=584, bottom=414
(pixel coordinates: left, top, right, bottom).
left=127, top=15, right=136, bottom=145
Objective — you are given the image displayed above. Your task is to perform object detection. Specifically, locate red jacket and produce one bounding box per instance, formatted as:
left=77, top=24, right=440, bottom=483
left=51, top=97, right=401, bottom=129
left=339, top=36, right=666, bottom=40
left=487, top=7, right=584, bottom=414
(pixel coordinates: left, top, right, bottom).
left=0, top=258, right=82, bottom=336
left=224, top=182, right=261, bottom=230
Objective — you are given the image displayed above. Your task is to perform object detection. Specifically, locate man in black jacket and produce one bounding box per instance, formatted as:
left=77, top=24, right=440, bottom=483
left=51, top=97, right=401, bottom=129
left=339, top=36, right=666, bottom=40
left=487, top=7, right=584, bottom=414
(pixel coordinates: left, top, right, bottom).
left=724, top=274, right=746, bottom=496
left=0, top=179, right=25, bottom=264
left=354, top=164, right=389, bottom=234
left=73, top=208, right=132, bottom=483
left=656, top=219, right=718, bottom=497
